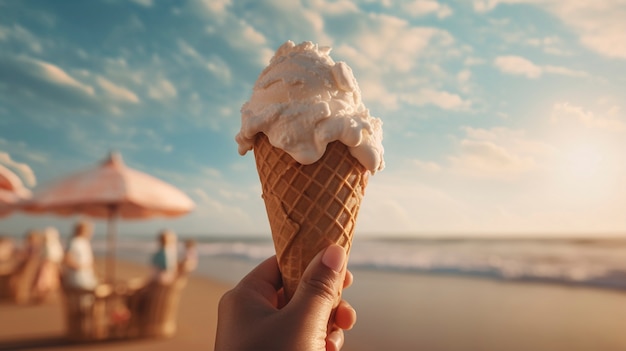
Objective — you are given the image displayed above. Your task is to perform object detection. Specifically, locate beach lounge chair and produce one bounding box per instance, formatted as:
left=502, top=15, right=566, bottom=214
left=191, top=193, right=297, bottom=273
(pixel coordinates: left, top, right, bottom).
left=0, top=237, right=17, bottom=299
left=0, top=261, right=16, bottom=300
left=5, top=232, right=45, bottom=304
left=8, top=254, right=42, bottom=304
left=124, top=272, right=189, bottom=338
left=61, top=272, right=189, bottom=341
left=62, top=283, right=114, bottom=341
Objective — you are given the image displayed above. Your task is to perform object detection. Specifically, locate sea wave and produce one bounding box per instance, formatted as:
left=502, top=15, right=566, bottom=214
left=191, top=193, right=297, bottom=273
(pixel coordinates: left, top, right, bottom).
left=102, top=237, right=626, bottom=291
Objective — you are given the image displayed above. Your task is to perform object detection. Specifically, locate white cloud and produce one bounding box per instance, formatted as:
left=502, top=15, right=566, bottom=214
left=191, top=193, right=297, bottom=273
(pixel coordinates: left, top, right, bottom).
left=331, top=14, right=457, bottom=110
left=177, top=39, right=201, bottom=59
left=0, top=24, right=43, bottom=53
left=412, top=159, right=442, bottom=173
left=199, top=4, right=272, bottom=67
left=402, top=0, right=453, bottom=19
left=333, top=44, right=375, bottom=72
left=130, top=0, right=153, bottom=7
left=177, top=39, right=240, bottom=82
left=542, top=65, right=588, bottom=77
left=96, top=76, right=140, bottom=104
left=32, top=59, right=94, bottom=96
left=358, top=78, right=399, bottom=109
left=494, top=55, right=588, bottom=78
left=206, top=55, right=232, bottom=83
left=199, top=0, right=331, bottom=63
left=457, top=69, right=472, bottom=93
left=526, top=36, right=572, bottom=56
left=474, top=0, right=626, bottom=59
left=551, top=102, right=626, bottom=132
left=402, top=88, right=471, bottom=110
left=449, top=139, right=536, bottom=177
left=352, top=15, right=454, bottom=72
left=447, top=126, right=554, bottom=179
left=0, top=55, right=108, bottom=114
left=556, top=1, right=626, bottom=60
left=148, top=78, right=177, bottom=100
left=308, top=0, right=359, bottom=15
left=494, top=55, right=542, bottom=78
left=197, top=0, right=231, bottom=17
left=230, top=20, right=267, bottom=47
left=457, top=69, right=471, bottom=83
left=202, top=167, right=221, bottom=178
left=464, top=57, right=486, bottom=66
left=462, top=126, right=555, bottom=155
left=472, top=0, right=500, bottom=12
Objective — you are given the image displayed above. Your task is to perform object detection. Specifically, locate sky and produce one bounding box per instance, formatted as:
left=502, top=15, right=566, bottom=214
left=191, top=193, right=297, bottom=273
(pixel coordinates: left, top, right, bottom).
left=0, top=0, right=625, bottom=239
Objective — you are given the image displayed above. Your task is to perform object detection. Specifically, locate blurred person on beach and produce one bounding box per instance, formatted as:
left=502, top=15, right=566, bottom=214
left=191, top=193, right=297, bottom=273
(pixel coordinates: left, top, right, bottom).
left=17, top=229, right=44, bottom=263
left=9, top=230, right=44, bottom=303
left=63, top=220, right=98, bottom=289
left=150, top=229, right=178, bottom=283
left=124, top=230, right=186, bottom=335
left=179, top=238, right=198, bottom=273
left=33, top=227, right=64, bottom=302
left=215, top=244, right=357, bottom=351
left=0, top=235, right=17, bottom=299
left=0, top=235, right=16, bottom=268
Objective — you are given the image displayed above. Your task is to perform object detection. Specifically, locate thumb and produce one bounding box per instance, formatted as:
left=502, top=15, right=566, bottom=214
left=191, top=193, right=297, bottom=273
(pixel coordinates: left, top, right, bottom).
left=287, top=245, right=347, bottom=325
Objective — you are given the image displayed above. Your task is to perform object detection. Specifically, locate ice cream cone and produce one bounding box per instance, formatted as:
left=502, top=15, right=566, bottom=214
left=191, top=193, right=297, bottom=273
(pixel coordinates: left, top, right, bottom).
left=253, top=133, right=368, bottom=301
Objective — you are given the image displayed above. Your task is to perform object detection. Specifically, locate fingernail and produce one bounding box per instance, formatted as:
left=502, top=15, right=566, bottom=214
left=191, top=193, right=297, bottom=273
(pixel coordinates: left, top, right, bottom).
left=322, top=245, right=346, bottom=273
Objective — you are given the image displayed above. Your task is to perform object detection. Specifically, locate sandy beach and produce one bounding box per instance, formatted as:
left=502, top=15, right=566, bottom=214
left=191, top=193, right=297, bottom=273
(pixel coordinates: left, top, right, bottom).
left=2, top=257, right=626, bottom=351
left=344, top=269, right=626, bottom=351
left=0, top=258, right=231, bottom=351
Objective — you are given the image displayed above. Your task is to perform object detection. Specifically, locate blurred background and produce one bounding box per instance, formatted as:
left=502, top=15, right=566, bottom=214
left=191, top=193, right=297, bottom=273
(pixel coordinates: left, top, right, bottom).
left=1, top=1, right=625, bottom=350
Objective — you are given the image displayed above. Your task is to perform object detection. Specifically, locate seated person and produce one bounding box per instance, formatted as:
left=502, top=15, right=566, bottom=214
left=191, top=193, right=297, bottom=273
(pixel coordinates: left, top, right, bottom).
left=124, top=230, right=184, bottom=336
left=9, top=230, right=44, bottom=303
left=63, top=220, right=98, bottom=290
left=0, top=235, right=17, bottom=299
left=150, top=229, right=178, bottom=284
left=179, top=239, right=198, bottom=274
left=0, top=235, right=16, bottom=271
left=33, top=227, right=64, bottom=302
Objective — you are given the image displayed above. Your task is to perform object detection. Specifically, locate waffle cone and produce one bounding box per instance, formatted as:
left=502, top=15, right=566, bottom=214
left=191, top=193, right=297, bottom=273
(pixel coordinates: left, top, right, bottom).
left=253, top=133, right=368, bottom=301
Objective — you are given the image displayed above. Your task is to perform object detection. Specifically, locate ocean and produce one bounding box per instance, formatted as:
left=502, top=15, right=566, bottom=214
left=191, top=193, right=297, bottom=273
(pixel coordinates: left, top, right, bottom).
left=95, top=235, right=626, bottom=292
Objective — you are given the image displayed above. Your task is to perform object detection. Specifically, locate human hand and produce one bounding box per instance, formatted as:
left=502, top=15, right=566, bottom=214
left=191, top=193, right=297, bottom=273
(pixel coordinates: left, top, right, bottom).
left=215, top=244, right=357, bottom=351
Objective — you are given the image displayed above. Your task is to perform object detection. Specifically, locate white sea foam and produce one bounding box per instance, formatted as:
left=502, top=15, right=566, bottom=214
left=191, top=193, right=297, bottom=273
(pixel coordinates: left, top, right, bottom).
left=102, top=237, right=626, bottom=291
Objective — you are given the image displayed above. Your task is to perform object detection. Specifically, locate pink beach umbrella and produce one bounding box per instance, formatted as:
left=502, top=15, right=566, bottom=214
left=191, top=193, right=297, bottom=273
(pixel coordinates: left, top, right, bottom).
left=0, top=164, right=32, bottom=218
left=20, top=152, right=195, bottom=283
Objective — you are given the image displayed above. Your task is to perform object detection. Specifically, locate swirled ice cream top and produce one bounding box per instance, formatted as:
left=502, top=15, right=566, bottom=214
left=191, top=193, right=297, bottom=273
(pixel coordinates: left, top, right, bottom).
left=235, top=40, right=384, bottom=173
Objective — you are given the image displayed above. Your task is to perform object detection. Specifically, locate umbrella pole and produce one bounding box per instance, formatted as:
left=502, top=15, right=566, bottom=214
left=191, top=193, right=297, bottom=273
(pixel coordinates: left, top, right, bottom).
left=106, top=205, right=118, bottom=284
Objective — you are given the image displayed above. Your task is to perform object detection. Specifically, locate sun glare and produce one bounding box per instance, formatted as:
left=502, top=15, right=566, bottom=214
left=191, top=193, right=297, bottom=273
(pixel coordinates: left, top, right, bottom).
left=553, top=135, right=624, bottom=205
left=564, top=143, right=604, bottom=180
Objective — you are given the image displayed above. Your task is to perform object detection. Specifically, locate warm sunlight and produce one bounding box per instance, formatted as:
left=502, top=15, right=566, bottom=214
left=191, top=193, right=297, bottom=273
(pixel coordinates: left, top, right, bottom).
left=1, top=2, right=626, bottom=351
left=564, top=142, right=604, bottom=180
left=552, top=134, right=623, bottom=207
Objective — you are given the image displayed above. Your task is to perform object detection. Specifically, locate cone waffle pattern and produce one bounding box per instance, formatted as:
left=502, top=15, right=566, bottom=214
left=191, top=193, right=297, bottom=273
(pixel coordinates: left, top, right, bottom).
left=253, top=133, right=368, bottom=301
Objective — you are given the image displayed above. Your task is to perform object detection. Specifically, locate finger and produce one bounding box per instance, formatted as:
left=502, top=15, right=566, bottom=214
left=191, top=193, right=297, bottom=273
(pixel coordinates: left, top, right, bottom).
left=288, top=245, right=347, bottom=325
left=326, top=328, right=344, bottom=351
left=334, top=300, right=357, bottom=330
left=236, top=256, right=282, bottom=303
left=343, top=270, right=353, bottom=289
